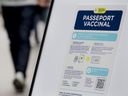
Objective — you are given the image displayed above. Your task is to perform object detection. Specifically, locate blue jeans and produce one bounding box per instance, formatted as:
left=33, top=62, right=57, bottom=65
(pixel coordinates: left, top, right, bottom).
left=2, top=6, right=36, bottom=77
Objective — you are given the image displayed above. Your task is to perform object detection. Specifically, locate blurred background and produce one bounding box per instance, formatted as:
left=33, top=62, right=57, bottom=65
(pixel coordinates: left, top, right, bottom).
left=0, top=0, right=50, bottom=96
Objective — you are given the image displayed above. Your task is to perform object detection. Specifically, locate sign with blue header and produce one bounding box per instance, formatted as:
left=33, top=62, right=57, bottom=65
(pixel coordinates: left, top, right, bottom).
left=74, top=10, right=123, bottom=31
left=58, top=6, right=125, bottom=96
left=30, top=2, right=128, bottom=96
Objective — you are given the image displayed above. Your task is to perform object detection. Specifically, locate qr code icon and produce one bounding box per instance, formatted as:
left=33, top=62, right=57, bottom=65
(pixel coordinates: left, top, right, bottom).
left=95, top=78, right=106, bottom=91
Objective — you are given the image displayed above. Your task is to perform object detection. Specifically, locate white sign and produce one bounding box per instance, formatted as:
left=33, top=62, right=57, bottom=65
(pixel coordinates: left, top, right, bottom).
left=58, top=5, right=126, bottom=96
left=30, top=1, right=128, bottom=96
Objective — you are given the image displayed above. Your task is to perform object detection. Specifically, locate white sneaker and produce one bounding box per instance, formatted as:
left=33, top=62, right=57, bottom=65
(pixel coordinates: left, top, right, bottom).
left=13, top=72, right=25, bottom=92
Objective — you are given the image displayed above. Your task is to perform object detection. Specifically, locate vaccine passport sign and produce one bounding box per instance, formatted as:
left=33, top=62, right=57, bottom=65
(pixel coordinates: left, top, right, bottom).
left=75, top=10, right=122, bottom=31
left=58, top=5, right=126, bottom=96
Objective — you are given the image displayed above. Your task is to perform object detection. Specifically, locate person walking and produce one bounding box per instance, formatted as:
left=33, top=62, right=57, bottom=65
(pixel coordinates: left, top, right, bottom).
left=1, top=0, right=49, bottom=92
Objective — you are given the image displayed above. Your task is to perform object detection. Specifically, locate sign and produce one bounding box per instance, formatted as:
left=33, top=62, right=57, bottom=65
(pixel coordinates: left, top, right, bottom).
left=29, top=1, right=128, bottom=96
left=58, top=5, right=125, bottom=96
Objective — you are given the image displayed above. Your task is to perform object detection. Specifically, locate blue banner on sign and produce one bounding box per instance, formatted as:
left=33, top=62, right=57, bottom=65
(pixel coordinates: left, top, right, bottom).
left=74, top=10, right=123, bottom=31
left=72, top=32, right=117, bottom=41
left=86, top=67, right=109, bottom=76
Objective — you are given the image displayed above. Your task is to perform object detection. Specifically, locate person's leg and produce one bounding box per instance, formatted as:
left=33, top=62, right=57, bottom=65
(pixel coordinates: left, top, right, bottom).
left=13, top=6, right=36, bottom=92
left=40, top=6, right=49, bottom=22
left=2, top=6, right=36, bottom=92
left=2, top=6, right=21, bottom=73
left=2, top=6, right=26, bottom=92
left=34, top=6, right=41, bottom=44
left=33, top=6, right=49, bottom=44
left=16, top=5, right=36, bottom=78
